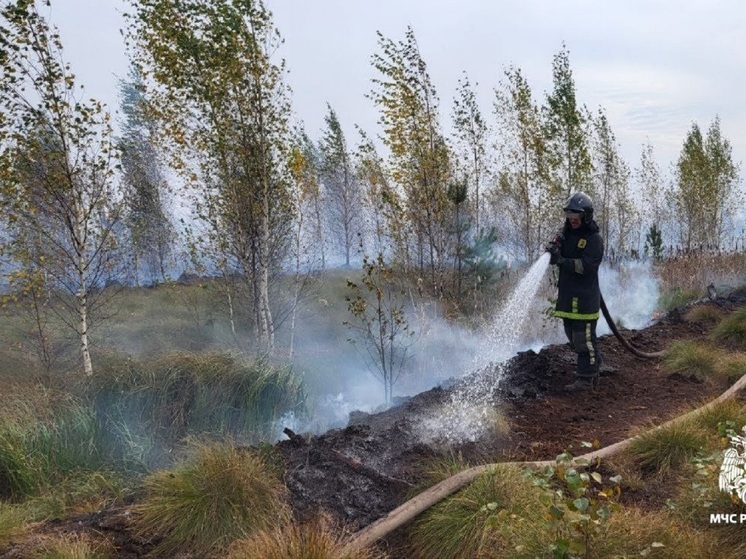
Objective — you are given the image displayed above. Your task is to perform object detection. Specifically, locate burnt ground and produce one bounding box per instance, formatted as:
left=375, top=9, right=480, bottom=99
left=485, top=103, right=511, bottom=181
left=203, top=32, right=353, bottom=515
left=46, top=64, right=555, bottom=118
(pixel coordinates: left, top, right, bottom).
left=3, top=289, right=746, bottom=558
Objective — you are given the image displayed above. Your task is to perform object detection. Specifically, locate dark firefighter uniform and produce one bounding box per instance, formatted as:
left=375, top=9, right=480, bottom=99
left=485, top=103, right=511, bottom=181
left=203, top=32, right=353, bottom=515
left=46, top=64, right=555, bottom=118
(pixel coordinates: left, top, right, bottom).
left=554, top=219, right=604, bottom=378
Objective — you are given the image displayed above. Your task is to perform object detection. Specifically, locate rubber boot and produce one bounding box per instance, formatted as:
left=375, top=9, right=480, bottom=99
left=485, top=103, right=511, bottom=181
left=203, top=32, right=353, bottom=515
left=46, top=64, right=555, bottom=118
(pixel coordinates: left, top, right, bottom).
left=564, top=376, right=598, bottom=392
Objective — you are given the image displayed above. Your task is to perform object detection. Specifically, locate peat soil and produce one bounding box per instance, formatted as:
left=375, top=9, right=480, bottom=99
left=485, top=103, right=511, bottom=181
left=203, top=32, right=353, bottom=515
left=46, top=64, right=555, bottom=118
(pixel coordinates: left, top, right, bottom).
left=2, top=289, right=746, bottom=558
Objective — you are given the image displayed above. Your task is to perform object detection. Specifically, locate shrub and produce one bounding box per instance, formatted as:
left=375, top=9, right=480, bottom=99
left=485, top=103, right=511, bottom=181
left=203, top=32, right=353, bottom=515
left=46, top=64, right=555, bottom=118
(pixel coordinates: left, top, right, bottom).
left=132, top=440, right=290, bottom=557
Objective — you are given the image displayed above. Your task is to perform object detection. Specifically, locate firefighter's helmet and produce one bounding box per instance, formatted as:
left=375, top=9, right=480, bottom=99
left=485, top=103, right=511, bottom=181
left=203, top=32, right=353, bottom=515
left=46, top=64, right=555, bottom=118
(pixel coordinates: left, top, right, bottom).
left=563, top=192, right=594, bottom=222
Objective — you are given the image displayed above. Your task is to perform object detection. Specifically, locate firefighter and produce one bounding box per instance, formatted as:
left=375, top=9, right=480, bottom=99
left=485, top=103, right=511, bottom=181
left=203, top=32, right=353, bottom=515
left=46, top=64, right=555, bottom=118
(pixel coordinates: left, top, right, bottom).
left=546, top=192, right=604, bottom=391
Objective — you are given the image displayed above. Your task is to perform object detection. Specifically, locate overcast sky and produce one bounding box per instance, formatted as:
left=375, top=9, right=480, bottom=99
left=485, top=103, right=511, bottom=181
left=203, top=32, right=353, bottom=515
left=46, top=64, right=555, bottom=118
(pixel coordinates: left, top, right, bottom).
left=50, top=0, right=745, bottom=178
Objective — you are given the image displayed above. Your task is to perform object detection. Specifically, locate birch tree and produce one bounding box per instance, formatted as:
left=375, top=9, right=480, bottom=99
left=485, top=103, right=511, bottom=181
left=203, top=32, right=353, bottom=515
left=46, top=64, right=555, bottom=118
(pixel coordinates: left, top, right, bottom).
left=451, top=72, right=488, bottom=236
left=0, top=0, right=123, bottom=377
left=319, top=104, right=361, bottom=268
left=544, top=44, right=592, bottom=201
left=119, top=70, right=175, bottom=285
left=635, top=142, right=666, bottom=258
left=590, top=108, right=635, bottom=259
left=370, top=26, right=453, bottom=293
left=493, top=65, right=550, bottom=262
left=125, top=0, right=293, bottom=352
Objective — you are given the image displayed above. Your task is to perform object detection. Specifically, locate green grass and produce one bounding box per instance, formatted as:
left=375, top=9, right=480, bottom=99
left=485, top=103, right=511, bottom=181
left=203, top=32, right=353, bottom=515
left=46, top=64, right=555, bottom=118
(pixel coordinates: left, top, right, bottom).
left=657, top=286, right=701, bottom=312
left=625, top=420, right=709, bottom=474
left=0, top=398, right=107, bottom=501
left=663, top=340, right=720, bottom=381
left=711, top=307, right=746, bottom=350
left=87, top=351, right=306, bottom=469
left=409, top=465, right=549, bottom=559
left=133, top=440, right=290, bottom=557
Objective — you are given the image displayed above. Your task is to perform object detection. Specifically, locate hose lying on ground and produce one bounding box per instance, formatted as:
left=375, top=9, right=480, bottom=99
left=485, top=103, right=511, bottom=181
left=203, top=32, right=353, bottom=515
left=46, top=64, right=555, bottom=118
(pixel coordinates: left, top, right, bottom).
left=600, top=294, right=664, bottom=359
left=341, top=372, right=746, bottom=554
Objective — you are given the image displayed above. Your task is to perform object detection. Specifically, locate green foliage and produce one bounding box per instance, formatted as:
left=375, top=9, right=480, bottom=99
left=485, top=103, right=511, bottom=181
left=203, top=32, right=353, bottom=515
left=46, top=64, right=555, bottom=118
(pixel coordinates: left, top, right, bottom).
left=529, top=451, right=621, bottom=559
left=133, top=440, right=290, bottom=557
left=644, top=223, right=664, bottom=261
left=345, top=252, right=415, bottom=403
left=87, top=352, right=306, bottom=469
left=0, top=0, right=124, bottom=376
left=711, top=307, right=746, bottom=350
left=657, top=286, right=700, bottom=311
left=125, top=0, right=294, bottom=352
left=544, top=43, right=592, bottom=198
left=370, top=26, right=452, bottom=286
left=626, top=420, right=709, bottom=474
left=493, top=65, right=550, bottom=263
left=674, top=117, right=741, bottom=251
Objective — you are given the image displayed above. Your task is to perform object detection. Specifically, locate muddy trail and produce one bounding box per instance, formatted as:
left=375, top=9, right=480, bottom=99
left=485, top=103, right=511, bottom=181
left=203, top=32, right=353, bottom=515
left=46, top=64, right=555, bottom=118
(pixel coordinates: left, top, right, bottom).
left=2, top=290, right=745, bottom=558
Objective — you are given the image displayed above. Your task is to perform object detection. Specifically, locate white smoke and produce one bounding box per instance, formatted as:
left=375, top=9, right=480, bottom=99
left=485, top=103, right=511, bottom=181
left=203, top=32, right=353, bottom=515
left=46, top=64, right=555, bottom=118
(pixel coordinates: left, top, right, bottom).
left=598, top=259, right=661, bottom=333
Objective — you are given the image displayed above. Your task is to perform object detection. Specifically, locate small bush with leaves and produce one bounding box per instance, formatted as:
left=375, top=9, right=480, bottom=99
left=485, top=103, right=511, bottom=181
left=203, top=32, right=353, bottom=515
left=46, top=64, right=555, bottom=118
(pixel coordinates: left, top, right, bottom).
left=530, top=450, right=622, bottom=559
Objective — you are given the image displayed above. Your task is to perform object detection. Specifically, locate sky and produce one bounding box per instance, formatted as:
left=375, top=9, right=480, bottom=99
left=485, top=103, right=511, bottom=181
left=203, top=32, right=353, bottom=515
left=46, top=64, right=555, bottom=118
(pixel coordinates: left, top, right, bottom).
left=48, top=0, right=746, bottom=179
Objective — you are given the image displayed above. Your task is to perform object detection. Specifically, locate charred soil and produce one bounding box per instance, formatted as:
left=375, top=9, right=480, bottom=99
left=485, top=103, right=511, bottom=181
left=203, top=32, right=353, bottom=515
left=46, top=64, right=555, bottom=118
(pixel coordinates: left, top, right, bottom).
left=3, top=290, right=746, bottom=558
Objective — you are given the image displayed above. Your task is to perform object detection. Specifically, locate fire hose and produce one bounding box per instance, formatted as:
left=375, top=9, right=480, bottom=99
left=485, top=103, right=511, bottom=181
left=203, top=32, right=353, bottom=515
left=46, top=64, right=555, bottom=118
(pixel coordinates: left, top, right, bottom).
left=601, top=294, right=664, bottom=359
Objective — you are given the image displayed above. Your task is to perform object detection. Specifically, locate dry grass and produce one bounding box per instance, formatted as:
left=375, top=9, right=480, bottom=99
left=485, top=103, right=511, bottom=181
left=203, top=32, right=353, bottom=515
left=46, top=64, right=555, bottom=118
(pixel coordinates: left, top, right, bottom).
left=26, top=532, right=114, bottom=559
left=132, top=440, right=290, bottom=557
left=655, top=252, right=746, bottom=300
left=408, top=464, right=550, bottom=559
left=226, top=514, right=387, bottom=559
left=684, top=304, right=724, bottom=325
left=593, top=507, right=720, bottom=558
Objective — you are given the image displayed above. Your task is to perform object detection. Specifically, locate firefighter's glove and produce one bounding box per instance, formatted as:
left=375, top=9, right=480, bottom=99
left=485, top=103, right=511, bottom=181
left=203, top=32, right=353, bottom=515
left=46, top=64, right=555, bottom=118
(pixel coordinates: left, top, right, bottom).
left=547, top=244, right=564, bottom=266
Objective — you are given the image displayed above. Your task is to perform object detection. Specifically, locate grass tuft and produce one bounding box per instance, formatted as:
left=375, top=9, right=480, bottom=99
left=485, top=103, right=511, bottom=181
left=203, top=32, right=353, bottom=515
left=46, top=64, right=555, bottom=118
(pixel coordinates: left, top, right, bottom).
left=684, top=304, right=723, bottom=325
left=663, top=340, right=720, bottom=381
left=26, top=532, right=113, bottom=559
left=226, top=514, right=386, bottom=559
left=626, top=420, right=709, bottom=474
left=132, top=440, right=290, bottom=557
left=711, top=307, right=746, bottom=350
left=691, top=399, right=746, bottom=432
left=409, top=464, right=549, bottom=559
